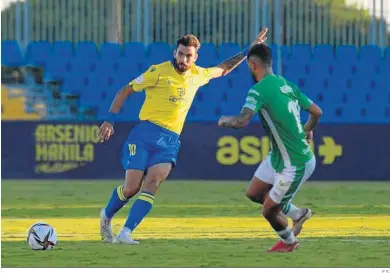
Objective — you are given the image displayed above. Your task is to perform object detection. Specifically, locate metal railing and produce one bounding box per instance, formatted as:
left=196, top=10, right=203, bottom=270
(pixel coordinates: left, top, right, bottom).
left=1, top=0, right=389, bottom=49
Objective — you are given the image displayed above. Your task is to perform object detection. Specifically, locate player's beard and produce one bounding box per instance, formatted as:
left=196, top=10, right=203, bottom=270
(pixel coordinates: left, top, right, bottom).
left=175, top=59, right=190, bottom=73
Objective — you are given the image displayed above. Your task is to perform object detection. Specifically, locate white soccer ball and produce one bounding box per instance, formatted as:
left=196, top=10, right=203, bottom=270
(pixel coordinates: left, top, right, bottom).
left=27, top=222, right=57, bottom=250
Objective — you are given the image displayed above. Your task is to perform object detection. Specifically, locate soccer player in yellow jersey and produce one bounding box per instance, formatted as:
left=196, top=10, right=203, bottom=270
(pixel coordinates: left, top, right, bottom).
left=98, top=29, right=268, bottom=244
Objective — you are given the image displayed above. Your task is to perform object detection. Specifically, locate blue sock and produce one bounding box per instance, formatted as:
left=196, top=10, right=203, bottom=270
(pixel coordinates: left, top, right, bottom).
left=104, top=186, right=130, bottom=219
left=124, top=191, right=154, bottom=232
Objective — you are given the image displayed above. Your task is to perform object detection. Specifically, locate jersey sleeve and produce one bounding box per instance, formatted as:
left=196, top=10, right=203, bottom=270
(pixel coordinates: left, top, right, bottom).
left=196, top=66, right=219, bottom=86
left=242, top=86, right=264, bottom=113
left=128, top=65, right=159, bottom=92
left=287, top=80, right=313, bottom=109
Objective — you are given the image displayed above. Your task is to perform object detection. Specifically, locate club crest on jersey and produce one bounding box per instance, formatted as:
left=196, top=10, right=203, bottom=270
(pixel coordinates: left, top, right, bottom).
left=177, top=88, right=185, bottom=97
left=168, top=79, right=172, bottom=85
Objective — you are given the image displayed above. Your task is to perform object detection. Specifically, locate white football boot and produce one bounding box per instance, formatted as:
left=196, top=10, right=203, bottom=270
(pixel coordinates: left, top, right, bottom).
left=100, top=208, right=115, bottom=243
left=292, top=208, right=313, bottom=236
left=115, top=229, right=139, bottom=245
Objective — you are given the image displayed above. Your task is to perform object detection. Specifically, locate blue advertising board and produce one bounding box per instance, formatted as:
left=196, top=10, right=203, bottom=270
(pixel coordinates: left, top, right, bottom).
left=1, top=121, right=389, bottom=180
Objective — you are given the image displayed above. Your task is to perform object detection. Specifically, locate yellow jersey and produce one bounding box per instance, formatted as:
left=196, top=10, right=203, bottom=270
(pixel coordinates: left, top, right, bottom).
left=128, top=61, right=217, bottom=134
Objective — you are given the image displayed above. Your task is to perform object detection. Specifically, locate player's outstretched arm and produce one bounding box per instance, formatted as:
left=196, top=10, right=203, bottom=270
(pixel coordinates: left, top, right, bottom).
left=98, top=85, right=135, bottom=142
left=303, top=103, right=323, bottom=143
left=209, top=28, right=268, bottom=79
left=218, top=107, right=255, bottom=129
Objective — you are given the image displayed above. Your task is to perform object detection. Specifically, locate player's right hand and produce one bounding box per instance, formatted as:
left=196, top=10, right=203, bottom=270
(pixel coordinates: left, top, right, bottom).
left=98, top=121, right=114, bottom=142
left=305, top=130, right=313, bottom=143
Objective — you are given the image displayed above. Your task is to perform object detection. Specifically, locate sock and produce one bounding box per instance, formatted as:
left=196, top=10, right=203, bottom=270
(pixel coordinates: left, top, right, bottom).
left=282, top=203, right=302, bottom=221
left=277, top=227, right=296, bottom=244
left=104, top=186, right=130, bottom=219
left=124, top=191, right=155, bottom=232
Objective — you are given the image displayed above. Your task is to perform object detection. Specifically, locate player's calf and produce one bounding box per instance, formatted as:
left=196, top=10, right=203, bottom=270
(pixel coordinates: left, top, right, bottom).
left=262, top=195, right=298, bottom=251
left=117, top=163, right=172, bottom=242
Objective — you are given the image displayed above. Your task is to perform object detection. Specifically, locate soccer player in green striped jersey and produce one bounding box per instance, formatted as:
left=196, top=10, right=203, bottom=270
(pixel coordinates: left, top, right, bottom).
left=218, top=44, right=323, bottom=252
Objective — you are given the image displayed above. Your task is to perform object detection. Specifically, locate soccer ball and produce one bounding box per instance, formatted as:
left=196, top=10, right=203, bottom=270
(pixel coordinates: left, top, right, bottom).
left=27, top=222, right=57, bottom=250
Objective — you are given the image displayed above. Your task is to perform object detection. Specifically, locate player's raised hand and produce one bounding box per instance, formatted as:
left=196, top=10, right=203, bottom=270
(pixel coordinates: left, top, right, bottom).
left=250, top=28, right=268, bottom=47
left=98, top=121, right=114, bottom=142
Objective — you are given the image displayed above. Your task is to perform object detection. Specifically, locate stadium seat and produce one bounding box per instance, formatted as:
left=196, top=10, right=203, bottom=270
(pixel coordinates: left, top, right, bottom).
left=336, top=45, right=358, bottom=62
left=289, top=44, right=311, bottom=62
left=1, top=40, right=24, bottom=66
left=384, top=46, right=390, bottom=61
left=75, top=41, right=99, bottom=60
left=123, top=42, right=146, bottom=61
left=198, top=43, right=218, bottom=59
left=359, top=45, right=381, bottom=64
left=100, top=42, right=122, bottom=61
left=51, top=41, right=74, bottom=59
left=219, top=43, right=240, bottom=60
left=25, top=41, right=52, bottom=67
left=148, top=42, right=172, bottom=63
left=197, top=43, right=219, bottom=67
left=312, top=44, right=334, bottom=61
left=61, top=74, right=89, bottom=95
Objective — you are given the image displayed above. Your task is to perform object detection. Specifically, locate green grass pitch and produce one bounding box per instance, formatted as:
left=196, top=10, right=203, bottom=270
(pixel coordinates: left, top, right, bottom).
left=2, top=180, right=390, bottom=267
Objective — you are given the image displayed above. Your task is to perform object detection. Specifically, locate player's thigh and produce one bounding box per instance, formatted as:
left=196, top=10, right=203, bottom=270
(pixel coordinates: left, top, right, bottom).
left=247, top=155, right=275, bottom=198
left=246, top=177, right=272, bottom=204
left=143, top=162, right=172, bottom=194
left=269, top=156, right=316, bottom=205
left=120, top=137, right=150, bottom=196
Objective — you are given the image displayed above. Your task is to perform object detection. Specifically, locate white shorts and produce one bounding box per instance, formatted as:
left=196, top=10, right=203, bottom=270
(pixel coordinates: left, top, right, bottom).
left=254, top=155, right=316, bottom=204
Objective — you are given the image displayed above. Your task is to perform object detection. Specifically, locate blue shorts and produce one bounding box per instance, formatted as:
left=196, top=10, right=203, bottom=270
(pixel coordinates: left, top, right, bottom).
left=121, top=121, right=181, bottom=171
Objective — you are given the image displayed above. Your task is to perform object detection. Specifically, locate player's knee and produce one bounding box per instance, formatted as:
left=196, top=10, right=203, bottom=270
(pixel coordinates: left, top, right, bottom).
left=246, top=191, right=258, bottom=203
left=246, top=190, right=264, bottom=204
left=122, top=184, right=141, bottom=198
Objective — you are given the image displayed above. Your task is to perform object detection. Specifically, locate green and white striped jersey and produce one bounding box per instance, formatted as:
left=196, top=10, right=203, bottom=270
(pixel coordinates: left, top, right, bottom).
left=243, top=74, right=314, bottom=172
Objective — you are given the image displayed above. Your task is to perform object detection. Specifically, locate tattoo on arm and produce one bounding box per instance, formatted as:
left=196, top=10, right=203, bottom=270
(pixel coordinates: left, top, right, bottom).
left=221, top=108, right=255, bottom=129
left=216, top=52, right=247, bottom=77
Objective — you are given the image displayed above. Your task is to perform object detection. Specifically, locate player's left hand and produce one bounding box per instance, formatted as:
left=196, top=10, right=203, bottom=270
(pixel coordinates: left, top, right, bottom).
left=305, top=130, right=313, bottom=143
left=250, top=28, right=268, bottom=47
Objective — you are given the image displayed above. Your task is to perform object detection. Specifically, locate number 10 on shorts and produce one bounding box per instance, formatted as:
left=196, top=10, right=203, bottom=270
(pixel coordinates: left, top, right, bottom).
left=128, top=144, right=137, bottom=156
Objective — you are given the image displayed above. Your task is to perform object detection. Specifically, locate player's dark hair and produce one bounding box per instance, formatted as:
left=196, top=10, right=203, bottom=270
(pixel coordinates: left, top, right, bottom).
left=176, top=34, right=201, bottom=51
left=247, top=44, right=272, bottom=68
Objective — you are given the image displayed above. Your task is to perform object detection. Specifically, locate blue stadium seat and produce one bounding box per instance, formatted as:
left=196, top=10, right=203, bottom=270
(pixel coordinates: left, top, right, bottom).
left=75, top=41, right=99, bottom=60
left=43, top=59, right=71, bottom=82
left=312, top=44, right=334, bottom=61
left=359, top=45, right=381, bottom=64
left=61, top=74, right=89, bottom=95
left=69, top=58, right=100, bottom=74
left=384, top=46, right=390, bottom=61
left=219, top=43, right=240, bottom=60
left=379, top=60, right=390, bottom=76
left=100, top=42, right=122, bottom=61
left=25, top=41, right=52, bottom=66
left=52, top=41, right=74, bottom=59
left=307, top=60, right=333, bottom=77
left=290, top=44, right=311, bottom=61
left=197, top=43, right=219, bottom=67
left=123, top=42, right=146, bottom=61
left=148, top=42, right=172, bottom=63
left=199, top=43, right=218, bottom=59
left=1, top=40, right=24, bottom=66
left=336, top=45, right=358, bottom=62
